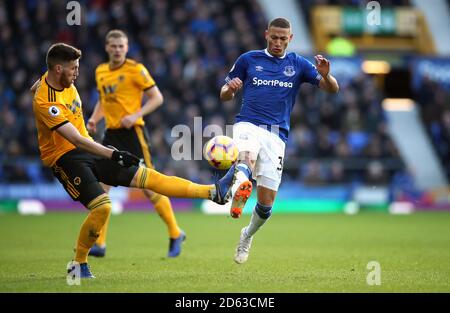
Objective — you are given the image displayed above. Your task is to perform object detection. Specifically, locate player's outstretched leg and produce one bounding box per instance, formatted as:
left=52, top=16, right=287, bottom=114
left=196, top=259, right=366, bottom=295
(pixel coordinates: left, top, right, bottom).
left=229, top=163, right=253, bottom=218
left=131, top=166, right=237, bottom=204
left=213, top=164, right=237, bottom=204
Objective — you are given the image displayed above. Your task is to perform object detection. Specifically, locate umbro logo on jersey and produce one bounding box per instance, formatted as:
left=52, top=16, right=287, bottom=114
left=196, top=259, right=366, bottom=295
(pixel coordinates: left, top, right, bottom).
left=283, top=66, right=296, bottom=77
left=255, top=65, right=264, bottom=72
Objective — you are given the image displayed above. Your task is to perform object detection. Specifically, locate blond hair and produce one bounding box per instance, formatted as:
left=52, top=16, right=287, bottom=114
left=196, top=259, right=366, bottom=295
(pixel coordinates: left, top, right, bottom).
left=105, top=29, right=128, bottom=43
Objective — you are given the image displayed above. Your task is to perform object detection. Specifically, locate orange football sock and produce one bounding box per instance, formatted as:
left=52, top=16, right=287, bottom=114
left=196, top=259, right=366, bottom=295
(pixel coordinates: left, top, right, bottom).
left=74, top=195, right=111, bottom=264
left=135, top=167, right=213, bottom=199
left=95, top=212, right=110, bottom=247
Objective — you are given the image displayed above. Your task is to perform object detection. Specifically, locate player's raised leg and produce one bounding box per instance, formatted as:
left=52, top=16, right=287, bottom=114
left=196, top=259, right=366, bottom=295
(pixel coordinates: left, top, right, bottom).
left=129, top=166, right=235, bottom=204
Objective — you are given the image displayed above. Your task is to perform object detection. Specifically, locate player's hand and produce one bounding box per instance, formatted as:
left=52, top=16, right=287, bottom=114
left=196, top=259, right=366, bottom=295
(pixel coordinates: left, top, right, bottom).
left=314, top=55, right=330, bottom=78
left=111, top=150, right=141, bottom=167
left=121, top=114, right=139, bottom=129
left=227, top=77, right=243, bottom=93
left=86, top=119, right=97, bottom=135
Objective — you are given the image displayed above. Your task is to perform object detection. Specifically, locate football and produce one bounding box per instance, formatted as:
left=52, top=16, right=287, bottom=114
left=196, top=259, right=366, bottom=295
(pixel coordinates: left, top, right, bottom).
left=203, top=135, right=239, bottom=170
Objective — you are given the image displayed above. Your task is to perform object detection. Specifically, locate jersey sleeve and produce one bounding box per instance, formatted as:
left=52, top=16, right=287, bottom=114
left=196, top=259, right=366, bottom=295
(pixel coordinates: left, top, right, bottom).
left=225, top=54, right=248, bottom=84
left=134, top=63, right=156, bottom=90
left=300, top=56, right=322, bottom=86
left=35, top=101, right=69, bottom=130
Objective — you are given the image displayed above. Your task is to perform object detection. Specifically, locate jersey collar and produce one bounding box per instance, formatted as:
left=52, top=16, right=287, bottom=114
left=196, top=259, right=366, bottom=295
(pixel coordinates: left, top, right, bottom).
left=109, top=59, right=127, bottom=71
left=45, top=78, right=64, bottom=92
left=264, top=48, right=287, bottom=59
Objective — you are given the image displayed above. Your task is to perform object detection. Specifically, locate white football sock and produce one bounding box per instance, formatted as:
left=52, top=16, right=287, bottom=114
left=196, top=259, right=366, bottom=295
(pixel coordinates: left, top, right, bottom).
left=245, top=208, right=270, bottom=237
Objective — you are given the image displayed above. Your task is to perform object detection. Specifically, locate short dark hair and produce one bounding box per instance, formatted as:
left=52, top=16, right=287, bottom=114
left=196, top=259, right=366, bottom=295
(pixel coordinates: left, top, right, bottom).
left=105, top=29, right=128, bottom=43
left=46, top=43, right=81, bottom=70
left=268, top=17, right=291, bottom=29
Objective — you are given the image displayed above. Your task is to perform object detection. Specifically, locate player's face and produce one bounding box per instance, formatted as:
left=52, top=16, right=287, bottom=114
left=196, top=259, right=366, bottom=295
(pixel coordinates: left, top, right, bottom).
left=106, top=37, right=128, bottom=64
left=60, top=59, right=79, bottom=88
left=265, top=26, right=293, bottom=57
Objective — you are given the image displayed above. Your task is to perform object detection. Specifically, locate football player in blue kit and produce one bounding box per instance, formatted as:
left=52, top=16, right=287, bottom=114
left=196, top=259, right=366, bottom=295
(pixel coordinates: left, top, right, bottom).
left=220, top=17, right=339, bottom=264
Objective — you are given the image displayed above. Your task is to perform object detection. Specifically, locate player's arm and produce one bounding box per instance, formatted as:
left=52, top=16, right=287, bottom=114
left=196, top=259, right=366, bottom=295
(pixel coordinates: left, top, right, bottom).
left=57, top=122, right=113, bottom=158
left=220, top=55, right=247, bottom=102
left=55, top=122, right=140, bottom=166
left=220, top=78, right=243, bottom=102
left=141, top=86, right=164, bottom=115
left=319, top=73, right=339, bottom=93
left=120, top=86, right=163, bottom=129
left=315, top=55, right=339, bottom=93
left=87, top=100, right=104, bottom=135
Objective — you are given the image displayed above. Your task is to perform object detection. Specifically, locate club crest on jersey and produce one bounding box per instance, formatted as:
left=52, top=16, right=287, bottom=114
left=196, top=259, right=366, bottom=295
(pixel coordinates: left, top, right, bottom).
left=283, top=66, right=295, bottom=77
left=255, top=65, right=264, bottom=72
left=67, top=99, right=81, bottom=114
left=48, top=106, right=60, bottom=117
left=103, top=84, right=117, bottom=95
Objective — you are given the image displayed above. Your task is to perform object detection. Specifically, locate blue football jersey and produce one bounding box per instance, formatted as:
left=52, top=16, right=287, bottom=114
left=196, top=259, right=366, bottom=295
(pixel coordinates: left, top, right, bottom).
left=225, top=49, right=322, bottom=142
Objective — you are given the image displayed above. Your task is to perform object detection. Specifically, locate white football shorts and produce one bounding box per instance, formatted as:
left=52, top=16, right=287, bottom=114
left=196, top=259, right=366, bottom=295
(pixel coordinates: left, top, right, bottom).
left=233, top=122, right=286, bottom=191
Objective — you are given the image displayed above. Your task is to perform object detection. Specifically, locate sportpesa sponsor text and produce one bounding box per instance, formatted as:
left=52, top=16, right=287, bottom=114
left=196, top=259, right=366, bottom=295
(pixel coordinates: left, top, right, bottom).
left=252, top=77, right=293, bottom=88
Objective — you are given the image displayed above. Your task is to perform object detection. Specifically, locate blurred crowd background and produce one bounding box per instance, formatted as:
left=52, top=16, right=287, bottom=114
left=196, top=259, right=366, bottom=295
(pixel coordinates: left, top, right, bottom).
left=0, top=0, right=449, bottom=191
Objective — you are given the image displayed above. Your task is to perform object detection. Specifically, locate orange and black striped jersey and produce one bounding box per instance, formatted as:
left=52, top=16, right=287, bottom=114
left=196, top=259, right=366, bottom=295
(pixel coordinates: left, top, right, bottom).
left=33, top=72, right=92, bottom=167
left=95, top=58, right=156, bottom=129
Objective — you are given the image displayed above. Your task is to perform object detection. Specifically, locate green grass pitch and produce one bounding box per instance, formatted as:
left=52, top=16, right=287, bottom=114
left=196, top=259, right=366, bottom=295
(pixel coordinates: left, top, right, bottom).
left=0, top=211, right=449, bottom=292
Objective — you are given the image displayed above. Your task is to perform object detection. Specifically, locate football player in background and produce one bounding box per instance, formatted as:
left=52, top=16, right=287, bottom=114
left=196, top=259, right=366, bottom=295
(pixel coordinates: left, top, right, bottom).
left=220, top=18, right=339, bottom=264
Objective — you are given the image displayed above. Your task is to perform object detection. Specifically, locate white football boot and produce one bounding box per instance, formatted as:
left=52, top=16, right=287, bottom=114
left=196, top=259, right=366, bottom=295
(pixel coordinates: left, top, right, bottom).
left=234, top=227, right=253, bottom=264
